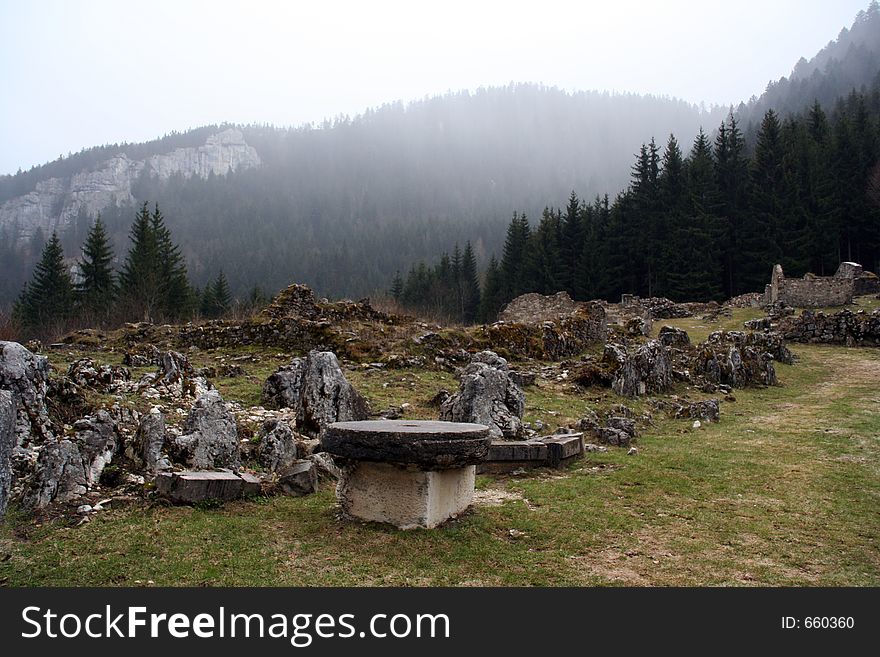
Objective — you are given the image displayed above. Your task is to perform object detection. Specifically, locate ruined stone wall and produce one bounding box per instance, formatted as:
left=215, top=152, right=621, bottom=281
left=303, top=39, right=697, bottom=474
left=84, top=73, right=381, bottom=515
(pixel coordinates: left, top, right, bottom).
left=764, top=264, right=854, bottom=308
left=778, top=309, right=880, bottom=346
left=499, top=292, right=583, bottom=323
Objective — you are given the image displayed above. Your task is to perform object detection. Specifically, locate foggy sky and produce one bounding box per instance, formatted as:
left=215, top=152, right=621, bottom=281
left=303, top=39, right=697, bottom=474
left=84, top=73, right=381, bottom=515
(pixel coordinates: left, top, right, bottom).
left=0, top=0, right=870, bottom=175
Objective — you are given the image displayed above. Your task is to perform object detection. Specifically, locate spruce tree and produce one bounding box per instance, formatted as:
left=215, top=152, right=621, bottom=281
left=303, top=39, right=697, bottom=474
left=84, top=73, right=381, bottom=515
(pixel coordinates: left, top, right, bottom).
left=390, top=271, right=404, bottom=301
left=478, top=256, right=504, bottom=323
left=77, top=215, right=116, bottom=322
left=15, top=232, right=75, bottom=335
left=499, top=212, right=532, bottom=302
left=151, top=203, right=190, bottom=319
left=211, top=270, right=232, bottom=316
left=118, top=202, right=161, bottom=321
left=461, top=242, right=481, bottom=324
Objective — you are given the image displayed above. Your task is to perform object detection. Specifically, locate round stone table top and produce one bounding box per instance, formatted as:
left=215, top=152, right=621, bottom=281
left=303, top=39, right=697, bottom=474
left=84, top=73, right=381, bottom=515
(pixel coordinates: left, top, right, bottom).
left=322, top=420, right=491, bottom=468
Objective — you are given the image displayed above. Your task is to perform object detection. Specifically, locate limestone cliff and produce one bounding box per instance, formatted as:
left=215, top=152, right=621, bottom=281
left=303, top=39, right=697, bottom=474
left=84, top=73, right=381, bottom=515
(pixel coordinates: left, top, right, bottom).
left=0, top=128, right=260, bottom=242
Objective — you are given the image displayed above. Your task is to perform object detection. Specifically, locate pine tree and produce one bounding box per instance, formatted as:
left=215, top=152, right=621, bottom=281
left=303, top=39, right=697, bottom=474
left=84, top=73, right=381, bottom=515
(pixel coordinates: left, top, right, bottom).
left=209, top=271, right=232, bottom=317
left=478, top=256, right=504, bottom=323
left=77, top=215, right=116, bottom=322
left=559, top=191, right=583, bottom=295
left=15, top=232, right=75, bottom=335
left=499, top=212, right=532, bottom=302
left=460, top=242, right=481, bottom=324
left=151, top=203, right=190, bottom=320
left=118, top=202, right=161, bottom=321
left=390, top=271, right=404, bottom=301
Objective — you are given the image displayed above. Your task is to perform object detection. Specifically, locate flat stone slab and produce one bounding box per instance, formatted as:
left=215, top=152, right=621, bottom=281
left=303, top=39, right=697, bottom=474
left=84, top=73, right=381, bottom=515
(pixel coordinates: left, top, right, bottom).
left=155, top=469, right=262, bottom=504
left=479, top=433, right=584, bottom=473
left=322, top=419, right=491, bottom=468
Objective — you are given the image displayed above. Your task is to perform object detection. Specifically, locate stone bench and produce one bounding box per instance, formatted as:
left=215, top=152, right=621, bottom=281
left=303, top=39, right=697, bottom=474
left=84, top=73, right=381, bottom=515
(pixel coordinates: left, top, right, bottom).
left=322, top=420, right=490, bottom=529
left=155, top=469, right=261, bottom=503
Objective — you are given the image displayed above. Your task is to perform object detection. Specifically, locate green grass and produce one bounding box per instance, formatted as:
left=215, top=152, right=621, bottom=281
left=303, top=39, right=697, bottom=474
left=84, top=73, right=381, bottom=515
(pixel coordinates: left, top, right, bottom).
left=3, top=342, right=878, bottom=586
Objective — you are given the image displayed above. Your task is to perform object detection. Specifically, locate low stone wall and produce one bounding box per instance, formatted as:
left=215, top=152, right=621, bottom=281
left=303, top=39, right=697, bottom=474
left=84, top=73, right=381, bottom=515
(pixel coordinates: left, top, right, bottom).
left=778, top=309, right=880, bottom=346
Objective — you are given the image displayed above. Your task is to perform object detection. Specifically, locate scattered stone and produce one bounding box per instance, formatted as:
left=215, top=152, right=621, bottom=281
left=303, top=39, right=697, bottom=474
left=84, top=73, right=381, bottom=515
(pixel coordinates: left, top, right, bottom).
left=652, top=398, right=721, bottom=423
left=440, top=351, right=526, bottom=440
left=169, top=390, right=240, bottom=470
left=743, top=317, right=772, bottom=331
left=508, top=371, right=536, bottom=388
left=627, top=447, right=638, bottom=456
left=76, top=504, right=92, bottom=514
left=693, top=420, right=702, bottom=429
left=277, top=461, right=318, bottom=497
left=66, top=359, right=130, bottom=392
left=307, top=452, right=342, bottom=480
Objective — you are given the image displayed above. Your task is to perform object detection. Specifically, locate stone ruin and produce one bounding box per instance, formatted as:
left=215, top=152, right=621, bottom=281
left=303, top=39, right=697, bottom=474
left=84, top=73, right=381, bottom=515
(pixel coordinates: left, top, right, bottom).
left=763, top=262, right=879, bottom=308
left=499, top=291, right=584, bottom=323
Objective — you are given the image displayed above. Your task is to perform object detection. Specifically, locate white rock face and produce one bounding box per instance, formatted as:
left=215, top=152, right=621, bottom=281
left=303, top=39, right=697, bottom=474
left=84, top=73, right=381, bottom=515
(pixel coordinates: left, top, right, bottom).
left=0, top=128, right=260, bottom=243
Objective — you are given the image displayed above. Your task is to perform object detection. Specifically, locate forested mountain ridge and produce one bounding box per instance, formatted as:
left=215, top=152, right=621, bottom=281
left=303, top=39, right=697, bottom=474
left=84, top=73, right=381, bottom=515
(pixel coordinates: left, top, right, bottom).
left=737, top=0, right=880, bottom=131
left=0, top=85, right=723, bottom=306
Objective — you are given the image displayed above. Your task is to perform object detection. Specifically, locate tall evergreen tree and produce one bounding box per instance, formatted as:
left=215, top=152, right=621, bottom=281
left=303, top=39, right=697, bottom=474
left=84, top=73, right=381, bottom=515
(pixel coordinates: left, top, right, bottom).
left=460, top=242, right=481, bottom=324
left=118, top=202, right=161, bottom=321
left=499, top=212, right=532, bottom=301
left=77, top=215, right=116, bottom=322
left=14, top=232, right=75, bottom=335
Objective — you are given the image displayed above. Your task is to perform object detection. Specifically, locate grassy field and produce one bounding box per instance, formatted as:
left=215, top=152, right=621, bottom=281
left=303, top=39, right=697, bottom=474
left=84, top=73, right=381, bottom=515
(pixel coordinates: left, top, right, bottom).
left=1, top=310, right=878, bottom=586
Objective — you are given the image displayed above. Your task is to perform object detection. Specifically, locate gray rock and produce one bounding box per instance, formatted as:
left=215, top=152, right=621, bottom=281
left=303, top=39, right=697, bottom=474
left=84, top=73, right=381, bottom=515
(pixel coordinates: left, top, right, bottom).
left=508, top=370, right=536, bottom=388
left=0, top=390, right=15, bottom=516
left=262, top=358, right=305, bottom=409
left=612, top=340, right=673, bottom=397
left=262, top=351, right=369, bottom=438
left=658, top=326, right=691, bottom=348
left=606, top=416, right=638, bottom=439
left=307, top=452, right=342, bottom=480
left=440, top=351, right=526, bottom=440
left=0, top=341, right=53, bottom=446
left=170, top=391, right=240, bottom=469
left=72, top=411, right=119, bottom=485
left=134, top=407, right=167, bottom=472
left=256, top=419, right=302, bottom=472
left=158, top=351, right=193, bottom=386
left=22, top=440, right=88, bottom=508
left=277, top=461, right=318, bottom=497
left=596, top=427, right=633, bottom=447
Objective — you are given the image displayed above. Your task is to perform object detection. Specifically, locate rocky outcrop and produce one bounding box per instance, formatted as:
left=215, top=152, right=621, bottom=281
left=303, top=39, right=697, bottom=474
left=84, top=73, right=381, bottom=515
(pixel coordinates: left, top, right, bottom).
left=0, top=390, right=15, bottom=516
left=0, top=341, right=53, bottom=446
left=262, top=351, right=369, bottom=438
left=0, top=129, right=261, bottom=244
left=169, top=391, right=240, bottom=470
left=439, top=351, right=526, bottom=439
left=256, top=419, right=303, bottom=472
left=778, top=309, right=880, bottom=346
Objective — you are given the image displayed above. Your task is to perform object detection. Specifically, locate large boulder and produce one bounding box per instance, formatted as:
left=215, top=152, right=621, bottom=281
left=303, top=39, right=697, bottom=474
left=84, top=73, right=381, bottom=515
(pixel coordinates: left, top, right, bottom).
left=691, top=332, right=780, bottom=388
left=262, top=351, right=369, bottom=438
left=440, top=351, right=526, bottom=440
left=0, top=390, right=15, bottom=516
left=612, top=340, right=673, bottom=397
left=170, top=391, right=240, bottom=469
left=0, top=341, right=53, bottom=445
left=22, top=440, right=89, bottom=509
left=658, top=326, right=691, bottom=349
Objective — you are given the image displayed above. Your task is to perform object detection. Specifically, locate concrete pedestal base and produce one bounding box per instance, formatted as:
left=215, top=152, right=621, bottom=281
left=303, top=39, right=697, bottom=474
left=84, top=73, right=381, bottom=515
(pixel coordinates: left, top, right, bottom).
left=337, top=462, right=476, bottom=529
